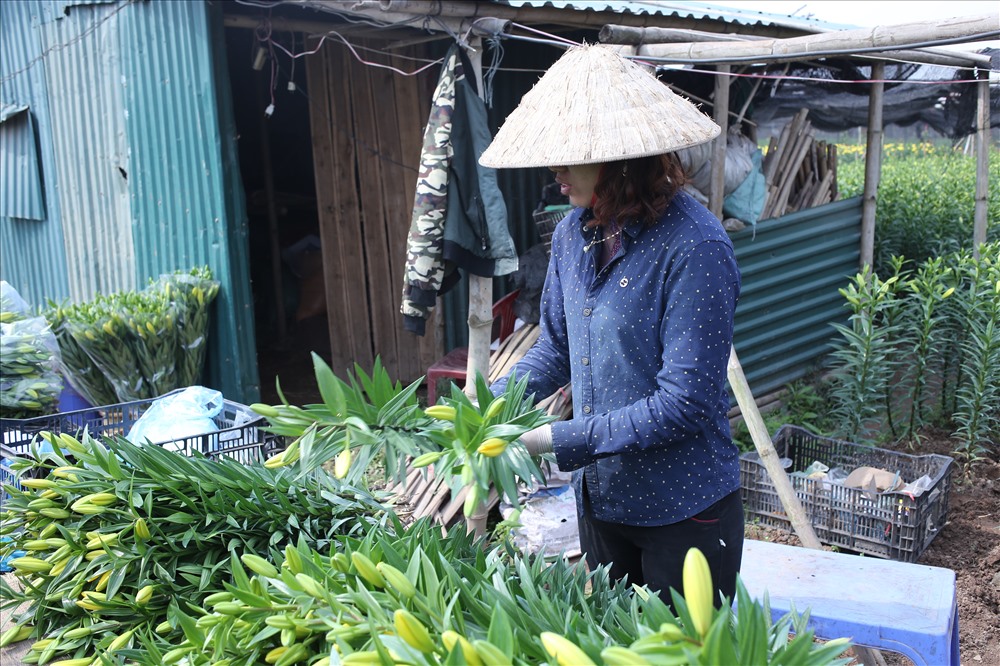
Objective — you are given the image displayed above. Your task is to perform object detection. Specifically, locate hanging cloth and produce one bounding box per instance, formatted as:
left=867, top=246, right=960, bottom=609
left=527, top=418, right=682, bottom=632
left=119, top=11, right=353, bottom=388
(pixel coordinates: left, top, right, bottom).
left=400, top=43, right=517, bottom=336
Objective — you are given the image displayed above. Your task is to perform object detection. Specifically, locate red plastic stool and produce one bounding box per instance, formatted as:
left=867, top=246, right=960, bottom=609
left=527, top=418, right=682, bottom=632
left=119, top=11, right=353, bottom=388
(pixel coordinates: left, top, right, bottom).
left=425, top=289, right=520, bottom=405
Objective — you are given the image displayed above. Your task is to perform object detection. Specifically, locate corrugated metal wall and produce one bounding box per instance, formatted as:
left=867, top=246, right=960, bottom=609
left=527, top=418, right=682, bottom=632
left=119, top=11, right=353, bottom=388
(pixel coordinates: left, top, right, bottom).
left=731, top=197, right=863, bottom=397
left=39, top=0, right=134, bottom=299
left=0, top=0, right=259, bottom=403
left=117, top=0, right=258, bottom=402
left=0, top=105, right=46, bottom=221
left=0, top=1, right=70, bottom=304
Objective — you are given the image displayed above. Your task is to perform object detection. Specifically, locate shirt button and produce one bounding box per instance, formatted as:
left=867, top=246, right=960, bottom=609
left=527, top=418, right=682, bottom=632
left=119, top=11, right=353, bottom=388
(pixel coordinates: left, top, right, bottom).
left=583, top=405, right=592, bottom=414
left=583, top=308, right=592, bottom=316
left=581, top=357, right=589, bottom=365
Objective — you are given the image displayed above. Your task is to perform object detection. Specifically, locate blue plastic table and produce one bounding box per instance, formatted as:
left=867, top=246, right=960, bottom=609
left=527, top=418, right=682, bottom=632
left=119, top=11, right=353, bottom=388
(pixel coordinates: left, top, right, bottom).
left=739, top=539, right=959, bottom=666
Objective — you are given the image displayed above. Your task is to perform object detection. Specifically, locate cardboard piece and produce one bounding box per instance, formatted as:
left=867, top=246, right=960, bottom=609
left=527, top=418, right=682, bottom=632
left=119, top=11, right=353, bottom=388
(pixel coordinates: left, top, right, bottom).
left=843, top=466, right=904, bottom=494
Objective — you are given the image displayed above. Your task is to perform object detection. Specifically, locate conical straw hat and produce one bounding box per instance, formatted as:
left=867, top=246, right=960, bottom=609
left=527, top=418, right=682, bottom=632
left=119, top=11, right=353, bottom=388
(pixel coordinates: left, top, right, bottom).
left=479, top=44, right=720, bottom=169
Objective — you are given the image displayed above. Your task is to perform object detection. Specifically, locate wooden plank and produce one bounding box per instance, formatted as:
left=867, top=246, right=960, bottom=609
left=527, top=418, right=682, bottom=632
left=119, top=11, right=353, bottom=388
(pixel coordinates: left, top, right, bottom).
left=489, top=324, right=540, bottom=383
left=829, top=143, right=838, bottom=201
left=349, top=42, right=398, bottom=375
left=317, top=44, right=373, bottom=376
left=438, top=484, right=471, bottom=527
left=307, top=47, right=370, bottom=377
left=437, top=485, right=500, bottom=528
left=372, top=45, right=419, bottom=383
left=413, top=479, right=451, bottom=520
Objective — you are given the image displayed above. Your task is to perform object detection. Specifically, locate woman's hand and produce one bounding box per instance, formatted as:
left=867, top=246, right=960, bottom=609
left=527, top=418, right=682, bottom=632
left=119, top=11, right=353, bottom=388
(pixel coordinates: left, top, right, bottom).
left=519, top=424, right=553, bottom=456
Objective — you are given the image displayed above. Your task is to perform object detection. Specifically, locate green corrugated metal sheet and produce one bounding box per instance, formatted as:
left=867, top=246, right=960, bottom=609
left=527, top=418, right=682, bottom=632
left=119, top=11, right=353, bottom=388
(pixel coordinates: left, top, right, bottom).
left=39, top=0, right=134, bottom=299
left=732, top=196, right=863, bottom=397
left=1, top=0, right=259, bottom=403
left=0, top=0, right=70, bottom=305
left=0, top=104, right=46, bottom=221
left=118, top=0, right=259, bottom=403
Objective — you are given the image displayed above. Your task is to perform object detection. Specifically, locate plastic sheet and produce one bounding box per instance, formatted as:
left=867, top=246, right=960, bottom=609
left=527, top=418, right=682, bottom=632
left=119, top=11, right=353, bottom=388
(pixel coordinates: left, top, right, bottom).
left=126, top=386, right=222, bottom=452
left=0, top=281, right=63, bottom=418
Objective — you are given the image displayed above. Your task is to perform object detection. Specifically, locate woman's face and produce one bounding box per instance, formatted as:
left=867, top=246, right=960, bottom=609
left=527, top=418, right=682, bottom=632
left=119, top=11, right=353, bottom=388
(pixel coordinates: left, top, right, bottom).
left=550, top=163, right=602, bottom=208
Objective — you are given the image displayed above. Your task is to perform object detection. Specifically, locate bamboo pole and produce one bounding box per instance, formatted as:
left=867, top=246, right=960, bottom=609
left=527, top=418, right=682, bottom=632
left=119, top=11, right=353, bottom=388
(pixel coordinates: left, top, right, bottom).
left=709, top=65, right=731, bottom=219
left=728, top=348, right=822, bottom=549
left=860, top=62, right=885, bottom=270
left=631, top=14, right=998, bottom=65
left=464, top=38, right=492, bottom=538
left=600, top=25, right=763, bottom=44
left=598, top=23, right=988, bottom=69
left=973, top=68, right=989, bottom=260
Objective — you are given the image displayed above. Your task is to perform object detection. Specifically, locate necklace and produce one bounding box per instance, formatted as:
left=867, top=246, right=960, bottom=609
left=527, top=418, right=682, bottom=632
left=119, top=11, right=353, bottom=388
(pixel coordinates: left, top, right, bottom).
left=583, top=225, right=623, bottom=252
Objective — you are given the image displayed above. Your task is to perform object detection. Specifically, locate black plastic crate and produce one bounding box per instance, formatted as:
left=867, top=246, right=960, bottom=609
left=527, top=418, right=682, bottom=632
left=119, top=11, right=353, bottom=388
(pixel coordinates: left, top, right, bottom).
left=533, top=206, right=572, bottom=255
left=1, top=389, right=284, bottom=491
left=740, top=425, right=953, bottom=563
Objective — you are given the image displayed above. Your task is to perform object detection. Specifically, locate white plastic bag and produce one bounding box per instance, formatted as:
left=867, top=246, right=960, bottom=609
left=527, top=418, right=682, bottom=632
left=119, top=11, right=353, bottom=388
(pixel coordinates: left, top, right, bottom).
left=126, top=386, right=222, bottom=453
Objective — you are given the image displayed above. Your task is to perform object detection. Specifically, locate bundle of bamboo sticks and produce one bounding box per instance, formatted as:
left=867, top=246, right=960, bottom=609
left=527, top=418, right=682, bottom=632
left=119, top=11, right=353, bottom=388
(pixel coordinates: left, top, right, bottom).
left=761, top=109, right=838, bottom=220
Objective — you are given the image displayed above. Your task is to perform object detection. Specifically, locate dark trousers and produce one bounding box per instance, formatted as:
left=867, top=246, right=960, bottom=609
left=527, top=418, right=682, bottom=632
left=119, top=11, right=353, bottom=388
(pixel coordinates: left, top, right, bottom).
left=577, top=489, right=744, bottom=607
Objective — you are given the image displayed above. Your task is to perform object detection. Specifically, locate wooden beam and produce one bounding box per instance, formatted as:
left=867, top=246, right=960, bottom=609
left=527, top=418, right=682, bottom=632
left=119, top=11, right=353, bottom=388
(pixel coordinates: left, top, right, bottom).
left=631, top=14, right=998, bottom=65
left=860, top=62, right=885, bottom=271
left=709, top=64, right=730, bottom=219
left=600, top=22, right=988, bottom=68
left=973, top=68, right=989, bottom=259
left=601, top=25, right=762, bottom=44
left=223, top=12, right=418, bottom=41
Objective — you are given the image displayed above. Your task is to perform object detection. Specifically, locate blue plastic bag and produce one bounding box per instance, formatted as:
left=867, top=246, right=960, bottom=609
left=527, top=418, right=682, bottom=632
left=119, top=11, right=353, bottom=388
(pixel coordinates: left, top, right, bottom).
left=126, top=386, right=222, bottom=453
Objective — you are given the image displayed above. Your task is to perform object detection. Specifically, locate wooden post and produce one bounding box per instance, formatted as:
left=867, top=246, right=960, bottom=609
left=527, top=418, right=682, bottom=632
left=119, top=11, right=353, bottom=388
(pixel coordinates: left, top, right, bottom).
left=727, top=347, right=822, bottom=550
left=709, top=64, right=731, bottom=219
left=973, top=68, right=989, bottom=259
left=464, top=37, right=492, bottom=538
left=859, top=62, right=884, bottom=270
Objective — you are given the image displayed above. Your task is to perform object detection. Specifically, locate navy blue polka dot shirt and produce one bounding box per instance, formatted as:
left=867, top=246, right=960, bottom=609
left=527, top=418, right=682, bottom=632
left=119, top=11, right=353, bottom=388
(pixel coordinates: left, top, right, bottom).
left=494, top=190, right=742, bottom=526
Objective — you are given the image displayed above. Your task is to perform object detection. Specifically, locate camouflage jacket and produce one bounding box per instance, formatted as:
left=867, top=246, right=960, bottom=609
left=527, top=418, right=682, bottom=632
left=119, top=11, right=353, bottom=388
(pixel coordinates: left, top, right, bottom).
left=401, top=43, right=517, bottom=336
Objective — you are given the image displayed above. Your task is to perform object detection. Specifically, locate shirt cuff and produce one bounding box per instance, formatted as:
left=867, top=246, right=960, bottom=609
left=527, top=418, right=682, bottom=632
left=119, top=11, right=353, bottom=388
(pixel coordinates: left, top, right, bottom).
left=550, top=420, right=591, bottom=471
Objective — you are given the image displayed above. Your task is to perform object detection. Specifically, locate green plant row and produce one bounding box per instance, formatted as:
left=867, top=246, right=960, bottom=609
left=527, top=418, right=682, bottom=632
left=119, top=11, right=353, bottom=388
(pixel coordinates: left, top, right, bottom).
left=827, top=241, right=1000, bottom=470
left=838, top=144, right=1000, bottom=277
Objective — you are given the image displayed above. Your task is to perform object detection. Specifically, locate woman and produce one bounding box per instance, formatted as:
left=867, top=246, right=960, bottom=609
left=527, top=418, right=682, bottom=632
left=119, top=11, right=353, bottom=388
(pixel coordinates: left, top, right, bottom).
left=481, top=45, right=743, bottom=606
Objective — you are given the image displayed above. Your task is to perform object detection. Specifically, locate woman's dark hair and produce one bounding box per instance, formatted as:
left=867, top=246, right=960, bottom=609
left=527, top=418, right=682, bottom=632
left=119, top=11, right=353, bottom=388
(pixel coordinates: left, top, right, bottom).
left=590, top=153, right=686, bottom=228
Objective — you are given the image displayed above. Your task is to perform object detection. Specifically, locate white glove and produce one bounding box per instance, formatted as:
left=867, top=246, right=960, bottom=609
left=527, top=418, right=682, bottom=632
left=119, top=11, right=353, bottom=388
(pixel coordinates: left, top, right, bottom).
left=519, top=424, right=553, bottom=456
